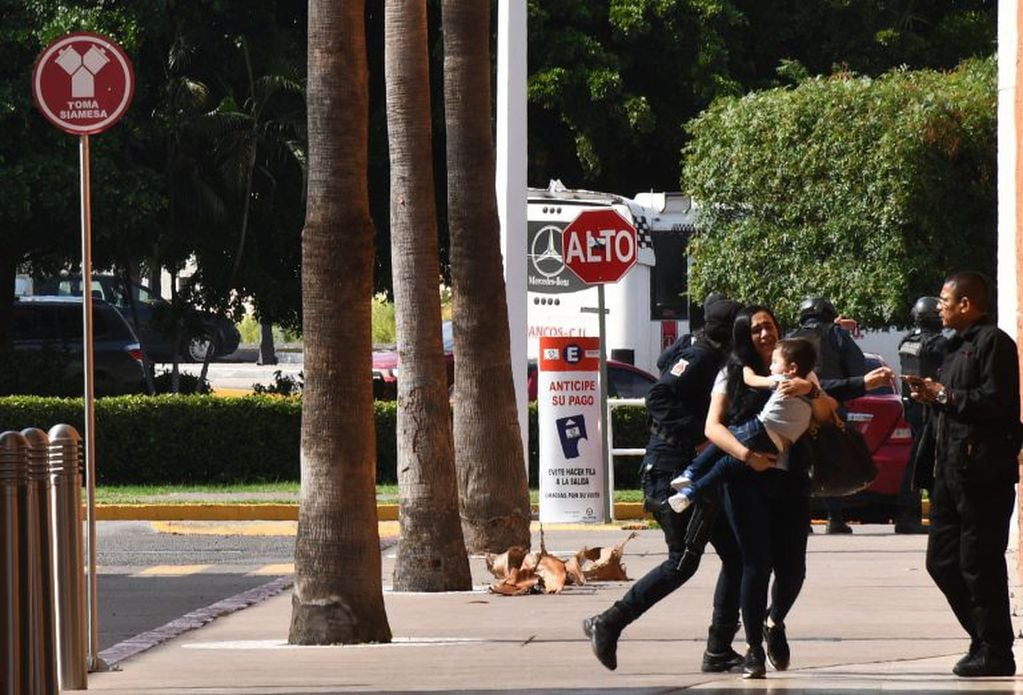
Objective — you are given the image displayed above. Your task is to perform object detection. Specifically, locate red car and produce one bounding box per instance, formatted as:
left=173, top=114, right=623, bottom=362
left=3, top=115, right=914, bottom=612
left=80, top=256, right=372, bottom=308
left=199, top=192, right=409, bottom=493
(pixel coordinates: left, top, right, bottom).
left=371, top=321, right=455, bottom=400
left=830, top=353, right=913, bottom=520
left=526, top=359, right=657, bottom=400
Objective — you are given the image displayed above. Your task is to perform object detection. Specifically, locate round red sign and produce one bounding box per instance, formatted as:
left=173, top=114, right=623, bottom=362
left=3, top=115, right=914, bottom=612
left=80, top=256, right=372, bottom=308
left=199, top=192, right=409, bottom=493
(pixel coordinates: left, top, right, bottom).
left=32, top=32, right=134, bottom=136
left=562, top=208, right=638, bottom=285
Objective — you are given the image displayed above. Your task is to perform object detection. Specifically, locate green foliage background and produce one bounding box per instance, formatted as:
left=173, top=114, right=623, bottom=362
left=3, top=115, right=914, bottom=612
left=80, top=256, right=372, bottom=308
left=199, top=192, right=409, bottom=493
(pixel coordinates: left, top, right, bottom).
left=0, top=396, right=649, bottom=488
left=682, top=58, right=996, bottom=328
left=528, top=0, right=995, bottom=194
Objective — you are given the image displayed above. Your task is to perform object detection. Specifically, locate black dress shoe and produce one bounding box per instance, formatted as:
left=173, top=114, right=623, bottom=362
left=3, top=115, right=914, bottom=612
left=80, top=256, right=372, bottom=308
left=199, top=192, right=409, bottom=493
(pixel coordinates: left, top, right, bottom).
left=954, top=639, right=981, bottom=671
left=953, top=645, right=1016, bottom=677
left=764, top=621, right=790, bottom=670
left=743, top=644, right=766, bottom=679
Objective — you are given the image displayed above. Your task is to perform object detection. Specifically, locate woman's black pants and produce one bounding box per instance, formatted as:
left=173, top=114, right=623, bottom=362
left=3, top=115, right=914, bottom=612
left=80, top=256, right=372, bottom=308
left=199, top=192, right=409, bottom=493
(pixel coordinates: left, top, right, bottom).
left=724, top=467, right=810, bottom=646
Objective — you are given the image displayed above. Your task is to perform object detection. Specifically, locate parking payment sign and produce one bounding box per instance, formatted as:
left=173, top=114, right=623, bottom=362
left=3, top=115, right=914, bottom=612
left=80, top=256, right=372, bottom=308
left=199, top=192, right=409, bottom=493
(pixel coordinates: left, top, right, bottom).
left=32, top=32, right=134, bottom=135
left=537, top=336, right=605, bottom=523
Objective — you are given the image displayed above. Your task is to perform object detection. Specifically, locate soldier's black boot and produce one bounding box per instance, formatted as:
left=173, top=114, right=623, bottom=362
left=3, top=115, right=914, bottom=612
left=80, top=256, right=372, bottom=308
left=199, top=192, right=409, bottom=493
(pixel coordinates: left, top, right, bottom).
left=582, top=602, right=633, bottom=671
left=702, top=622, right=744, bottom=672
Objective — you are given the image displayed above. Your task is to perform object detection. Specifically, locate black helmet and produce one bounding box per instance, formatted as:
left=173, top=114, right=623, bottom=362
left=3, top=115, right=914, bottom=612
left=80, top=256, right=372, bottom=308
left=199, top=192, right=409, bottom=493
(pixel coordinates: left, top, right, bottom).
left=798, top=296, right=837, bottom=324
left=911, top=296, right=941, bottom=329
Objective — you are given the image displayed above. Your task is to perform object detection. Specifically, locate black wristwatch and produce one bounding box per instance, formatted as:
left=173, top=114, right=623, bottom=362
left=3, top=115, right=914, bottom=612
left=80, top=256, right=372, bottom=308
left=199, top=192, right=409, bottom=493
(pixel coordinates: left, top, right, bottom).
left=807, top=384, right=820, bottom=399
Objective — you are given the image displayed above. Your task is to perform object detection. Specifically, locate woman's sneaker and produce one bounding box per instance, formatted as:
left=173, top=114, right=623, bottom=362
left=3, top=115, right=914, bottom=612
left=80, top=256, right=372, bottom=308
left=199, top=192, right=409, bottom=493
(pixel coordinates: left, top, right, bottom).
left=667, top=489, right=693, bottom=513
left=764, top=620, right=790, bottom=670
left=743, top=644, right=767, bottom=679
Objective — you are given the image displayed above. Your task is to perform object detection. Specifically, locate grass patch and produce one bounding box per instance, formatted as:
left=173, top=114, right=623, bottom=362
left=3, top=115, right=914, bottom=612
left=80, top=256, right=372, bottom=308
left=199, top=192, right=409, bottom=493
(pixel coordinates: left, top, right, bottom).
left=96, top=483, right=643, bottom=505
left=97, top=482, right=300, bottom=504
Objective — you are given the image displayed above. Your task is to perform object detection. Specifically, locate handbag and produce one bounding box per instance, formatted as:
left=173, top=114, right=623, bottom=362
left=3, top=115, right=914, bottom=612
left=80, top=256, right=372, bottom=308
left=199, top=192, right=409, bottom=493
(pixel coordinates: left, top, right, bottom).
left=794, top=412, right=878, bottom=497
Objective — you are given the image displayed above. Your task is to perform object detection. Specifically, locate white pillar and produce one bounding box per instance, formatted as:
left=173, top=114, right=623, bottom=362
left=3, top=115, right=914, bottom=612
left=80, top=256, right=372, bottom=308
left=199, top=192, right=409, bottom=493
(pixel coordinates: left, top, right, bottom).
left=996, top=0, right=1020, bottom=586
left=998, top=0, right=1018, bottom=332
left=497, top=0, right=529, bottom=472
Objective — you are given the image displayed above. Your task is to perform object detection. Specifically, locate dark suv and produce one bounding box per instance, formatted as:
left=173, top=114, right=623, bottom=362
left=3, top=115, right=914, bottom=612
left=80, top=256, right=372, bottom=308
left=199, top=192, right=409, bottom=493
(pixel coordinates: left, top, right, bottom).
left=7, top=296, right=147, bottom=396
left=36, top=274, right=241, bottom=363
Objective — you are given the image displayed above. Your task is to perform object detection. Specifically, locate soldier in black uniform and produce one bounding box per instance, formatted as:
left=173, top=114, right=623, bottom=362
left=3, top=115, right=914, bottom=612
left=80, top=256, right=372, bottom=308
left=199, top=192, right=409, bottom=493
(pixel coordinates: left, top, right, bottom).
left=583, top=299, right=744, bottom=673
left=788, top=297, right=866, bottom=533
left=895, top=296, right=947, bottom=533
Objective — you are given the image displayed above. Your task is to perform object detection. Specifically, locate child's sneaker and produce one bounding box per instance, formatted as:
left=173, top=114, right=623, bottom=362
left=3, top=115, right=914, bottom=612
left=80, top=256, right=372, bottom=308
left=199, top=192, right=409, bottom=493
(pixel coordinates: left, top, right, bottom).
left=668, top=489, right=694, bottom=513
left=670, top=471, right=693, bottom=491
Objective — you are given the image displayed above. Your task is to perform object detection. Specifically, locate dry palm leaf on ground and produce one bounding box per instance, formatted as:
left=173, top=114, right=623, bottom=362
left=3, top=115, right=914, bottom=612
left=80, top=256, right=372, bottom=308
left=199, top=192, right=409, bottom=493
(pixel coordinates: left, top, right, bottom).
left=486, top=527, right=637, bottom=595
left=574, top=531, right=637, bottom=581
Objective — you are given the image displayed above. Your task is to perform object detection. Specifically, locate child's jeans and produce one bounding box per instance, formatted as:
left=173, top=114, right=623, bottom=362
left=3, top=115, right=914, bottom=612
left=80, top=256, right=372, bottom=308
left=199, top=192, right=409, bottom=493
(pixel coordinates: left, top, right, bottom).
left=685, top=417, right=779, bottom=502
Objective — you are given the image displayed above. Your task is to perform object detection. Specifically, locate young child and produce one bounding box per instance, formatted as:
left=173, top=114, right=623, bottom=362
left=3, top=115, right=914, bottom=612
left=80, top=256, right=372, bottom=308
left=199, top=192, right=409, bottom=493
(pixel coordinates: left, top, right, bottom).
left=667, top=338, right=826, bottom=513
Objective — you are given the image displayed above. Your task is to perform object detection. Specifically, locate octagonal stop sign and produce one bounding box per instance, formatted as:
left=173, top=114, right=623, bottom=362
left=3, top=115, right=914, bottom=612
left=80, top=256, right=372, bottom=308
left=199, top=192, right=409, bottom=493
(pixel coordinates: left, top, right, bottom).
left=562, top=208, right=637, bottom=284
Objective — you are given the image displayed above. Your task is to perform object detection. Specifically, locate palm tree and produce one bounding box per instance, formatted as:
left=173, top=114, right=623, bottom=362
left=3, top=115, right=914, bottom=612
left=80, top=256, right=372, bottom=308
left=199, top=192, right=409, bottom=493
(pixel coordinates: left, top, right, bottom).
left=385, top=0, right=471, bottom=591
left=442, top=1, right=531, bottom=552
left=288, top=0, right=391, bottom=645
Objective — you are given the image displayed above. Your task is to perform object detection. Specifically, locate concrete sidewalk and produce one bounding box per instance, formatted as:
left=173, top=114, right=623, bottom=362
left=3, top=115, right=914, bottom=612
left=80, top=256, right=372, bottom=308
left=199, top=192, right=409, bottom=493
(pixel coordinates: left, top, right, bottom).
left=77, top=523, right=1020, bottom=694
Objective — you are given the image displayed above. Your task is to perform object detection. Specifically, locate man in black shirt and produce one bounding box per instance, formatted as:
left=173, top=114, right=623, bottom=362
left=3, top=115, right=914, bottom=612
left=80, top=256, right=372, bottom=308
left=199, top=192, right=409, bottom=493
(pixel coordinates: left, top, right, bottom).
left=908, top=271, right=1022, bottom=678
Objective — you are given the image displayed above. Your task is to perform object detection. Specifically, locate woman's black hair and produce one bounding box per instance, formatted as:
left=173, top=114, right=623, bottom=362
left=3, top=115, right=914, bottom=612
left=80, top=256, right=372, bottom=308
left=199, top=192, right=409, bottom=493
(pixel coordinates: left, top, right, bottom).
left=725, top=304, right=781, bottom=423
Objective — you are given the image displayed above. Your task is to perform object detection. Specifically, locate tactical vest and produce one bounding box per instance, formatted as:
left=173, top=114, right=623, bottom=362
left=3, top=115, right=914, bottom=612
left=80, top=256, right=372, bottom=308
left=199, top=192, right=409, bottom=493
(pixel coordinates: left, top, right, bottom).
left=898, top=329, right=944, bottom=398
left=789, top=321, right=844, bottom=380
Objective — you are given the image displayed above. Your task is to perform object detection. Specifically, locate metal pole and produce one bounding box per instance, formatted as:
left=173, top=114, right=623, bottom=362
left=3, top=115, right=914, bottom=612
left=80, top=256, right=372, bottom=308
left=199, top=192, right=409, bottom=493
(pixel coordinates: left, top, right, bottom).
left=597, top=285, right=613, bottom=522
left=21, top=428, right=58, bottom=695
left=78, top=134, right=105, bottom=673
left=0, top=431, right=26, bottom=695
left=48, top=425, right=86, bottom=690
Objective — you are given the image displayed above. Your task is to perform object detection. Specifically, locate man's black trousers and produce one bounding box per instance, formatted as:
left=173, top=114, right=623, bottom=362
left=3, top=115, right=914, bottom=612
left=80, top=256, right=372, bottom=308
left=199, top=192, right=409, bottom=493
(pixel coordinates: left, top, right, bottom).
left=926, top=465, right=1016, bottom=652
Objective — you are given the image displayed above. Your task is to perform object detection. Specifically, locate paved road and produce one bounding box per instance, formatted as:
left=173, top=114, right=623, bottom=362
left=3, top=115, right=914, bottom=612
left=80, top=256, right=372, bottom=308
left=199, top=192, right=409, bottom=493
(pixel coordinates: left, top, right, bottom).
left=155, top=360, right=304, bottom=393
left=96, top=521, right=295, bottom=650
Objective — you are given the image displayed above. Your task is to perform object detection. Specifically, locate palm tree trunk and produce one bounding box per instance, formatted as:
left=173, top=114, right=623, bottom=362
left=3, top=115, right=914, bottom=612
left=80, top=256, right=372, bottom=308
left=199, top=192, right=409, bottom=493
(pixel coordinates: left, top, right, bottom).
left=442, top=0, right=531, bottom=552
left=289, top=0, right=392, bottom=645
left=257, top=322, right=277, bottom=365
left=385, top=0, right=471, bottom=591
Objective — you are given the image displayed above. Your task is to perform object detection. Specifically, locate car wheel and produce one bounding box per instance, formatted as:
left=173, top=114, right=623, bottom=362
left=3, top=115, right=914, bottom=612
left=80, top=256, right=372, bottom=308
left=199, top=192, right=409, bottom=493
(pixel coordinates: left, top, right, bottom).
left=187, top=334, right=216, bottom=362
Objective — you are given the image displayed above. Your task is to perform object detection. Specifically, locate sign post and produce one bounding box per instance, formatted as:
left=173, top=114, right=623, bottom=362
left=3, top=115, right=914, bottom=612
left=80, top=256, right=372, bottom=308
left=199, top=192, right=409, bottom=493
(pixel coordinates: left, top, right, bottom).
left=32, top=31, right=134, bottom=675
left=537, top=337, right=605, bottom=522
left=562, top=208, right=637, bottom=522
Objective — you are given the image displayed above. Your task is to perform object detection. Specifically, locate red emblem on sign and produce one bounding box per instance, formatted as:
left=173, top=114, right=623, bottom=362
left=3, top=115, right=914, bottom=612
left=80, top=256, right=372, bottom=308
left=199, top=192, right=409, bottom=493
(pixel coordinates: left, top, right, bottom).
left=32, top=32, right=134, bottom=135
left=562, top=208, right=638, bottom=284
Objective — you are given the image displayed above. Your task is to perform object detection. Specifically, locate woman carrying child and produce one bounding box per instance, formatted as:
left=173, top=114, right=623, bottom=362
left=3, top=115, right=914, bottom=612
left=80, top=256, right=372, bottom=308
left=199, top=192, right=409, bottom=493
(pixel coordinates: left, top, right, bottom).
left=667, top=336, right=827, bottom=514
left=700, top=305, right=890, bottom=678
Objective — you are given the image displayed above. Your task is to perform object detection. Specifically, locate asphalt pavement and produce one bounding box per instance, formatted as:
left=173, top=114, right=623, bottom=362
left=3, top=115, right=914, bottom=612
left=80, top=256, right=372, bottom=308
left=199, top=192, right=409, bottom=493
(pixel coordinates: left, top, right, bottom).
left=74, top=521, right=1023, bottom=694
left=156, top=347, right=304, bottom=394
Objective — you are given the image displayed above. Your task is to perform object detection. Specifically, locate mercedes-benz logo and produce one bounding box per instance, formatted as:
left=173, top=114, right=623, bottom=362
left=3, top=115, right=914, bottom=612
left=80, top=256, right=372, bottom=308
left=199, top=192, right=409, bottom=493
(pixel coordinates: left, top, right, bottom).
left=530, top=225, right=565, bottom=279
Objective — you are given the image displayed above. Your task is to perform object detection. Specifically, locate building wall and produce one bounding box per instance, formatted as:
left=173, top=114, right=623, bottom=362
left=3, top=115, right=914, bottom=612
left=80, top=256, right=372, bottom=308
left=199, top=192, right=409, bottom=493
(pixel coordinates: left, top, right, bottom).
left=999, top=0, right=1022, bottom=576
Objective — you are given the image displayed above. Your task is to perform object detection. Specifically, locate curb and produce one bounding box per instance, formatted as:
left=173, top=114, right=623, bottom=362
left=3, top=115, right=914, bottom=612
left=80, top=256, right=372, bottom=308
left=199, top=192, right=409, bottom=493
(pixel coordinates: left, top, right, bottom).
left=94, top=500, right=929, bottom=523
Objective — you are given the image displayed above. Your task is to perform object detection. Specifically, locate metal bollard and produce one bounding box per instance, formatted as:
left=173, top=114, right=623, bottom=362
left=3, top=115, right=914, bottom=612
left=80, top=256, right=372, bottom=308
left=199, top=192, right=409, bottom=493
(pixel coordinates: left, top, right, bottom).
left=0, top=431, right=27, bottom=695
left=23, top=428, right=59, bottom=694
left=48, top=424, right=87, bottom=690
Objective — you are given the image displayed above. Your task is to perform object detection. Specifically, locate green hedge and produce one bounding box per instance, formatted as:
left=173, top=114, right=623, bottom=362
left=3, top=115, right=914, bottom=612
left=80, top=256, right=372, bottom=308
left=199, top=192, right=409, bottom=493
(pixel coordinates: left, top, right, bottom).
left=0, top=396, right=650, bottom=487
left=683, top=58, right=996, bottom=328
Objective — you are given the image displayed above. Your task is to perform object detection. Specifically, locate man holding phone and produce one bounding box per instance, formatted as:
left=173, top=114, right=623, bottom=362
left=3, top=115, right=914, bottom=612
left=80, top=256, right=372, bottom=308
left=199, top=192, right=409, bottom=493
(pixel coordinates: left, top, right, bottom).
left=907, top=271, right=1022, bottom=678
